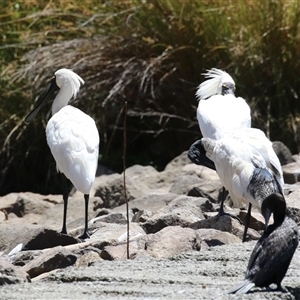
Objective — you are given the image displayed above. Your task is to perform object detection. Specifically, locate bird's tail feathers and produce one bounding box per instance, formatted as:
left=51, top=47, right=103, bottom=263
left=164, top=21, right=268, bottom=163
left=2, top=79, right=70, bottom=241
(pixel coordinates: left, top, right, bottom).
left=227, top=279, right=255, bottom=294
left=196, top=68, right=234, bottom=100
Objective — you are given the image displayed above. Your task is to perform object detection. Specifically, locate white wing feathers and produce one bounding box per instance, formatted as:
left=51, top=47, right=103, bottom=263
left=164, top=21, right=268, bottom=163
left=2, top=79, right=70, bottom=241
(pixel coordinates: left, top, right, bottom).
left=46, top=105, right=99, bottom=194
left=202, top=128, right=283, bottom=209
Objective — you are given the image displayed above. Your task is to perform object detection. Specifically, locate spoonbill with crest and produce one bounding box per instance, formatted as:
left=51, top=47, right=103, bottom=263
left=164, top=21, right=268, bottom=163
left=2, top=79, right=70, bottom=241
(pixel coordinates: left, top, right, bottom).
left=25, top=68, right=99, bottom=239
left=188, top=68, right=251, bottom=221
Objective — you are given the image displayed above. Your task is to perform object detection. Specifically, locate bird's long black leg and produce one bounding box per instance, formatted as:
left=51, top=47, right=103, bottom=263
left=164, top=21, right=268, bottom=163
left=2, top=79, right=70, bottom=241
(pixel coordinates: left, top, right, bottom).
left=242, top=202, right=252, bottom=242
left=61, top=173, right=69, bottom=235
left=78, top=194, right=90, bottom=240
left=214, top=187, right=243, bottom=224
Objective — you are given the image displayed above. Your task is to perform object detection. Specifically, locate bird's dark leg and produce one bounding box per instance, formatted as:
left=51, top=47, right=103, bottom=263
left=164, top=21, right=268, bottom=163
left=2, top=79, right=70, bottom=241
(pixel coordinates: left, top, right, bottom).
left=60, top=173, right=69, bottom=235
left=213, top=187, right=243, bottom=224
left=242, top=203, right=252, bottom=242
left=78, top=194, right=90, bottom=240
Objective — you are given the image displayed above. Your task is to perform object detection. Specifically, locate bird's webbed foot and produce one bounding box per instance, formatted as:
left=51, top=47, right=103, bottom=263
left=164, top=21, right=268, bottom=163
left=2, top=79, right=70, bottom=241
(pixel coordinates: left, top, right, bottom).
left=60, top=228, right=67, bottom=235
left=78, top=231, right=90, bottom=240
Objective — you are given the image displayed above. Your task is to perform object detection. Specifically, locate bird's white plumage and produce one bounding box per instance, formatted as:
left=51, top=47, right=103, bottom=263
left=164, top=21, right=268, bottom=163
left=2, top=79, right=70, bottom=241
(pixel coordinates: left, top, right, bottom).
left=46, top=105, right=99, bottom=194
left=196, top=68, right=251, bottom=140
left=197, top=94, right=251, bottom=139
left=202, top=128, right=284, bottom=210
left=46, top=69, right=99, bottom=194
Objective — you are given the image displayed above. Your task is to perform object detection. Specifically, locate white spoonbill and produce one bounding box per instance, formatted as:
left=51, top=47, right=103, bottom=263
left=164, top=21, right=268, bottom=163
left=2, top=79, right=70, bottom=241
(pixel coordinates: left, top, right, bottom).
left=25, top=68, right=99, bottom=239
left=189, top=68, right=251, bottom=220
left=196, top=68, right=251, bottom=140
left=200, top=127, right=284, bottom=241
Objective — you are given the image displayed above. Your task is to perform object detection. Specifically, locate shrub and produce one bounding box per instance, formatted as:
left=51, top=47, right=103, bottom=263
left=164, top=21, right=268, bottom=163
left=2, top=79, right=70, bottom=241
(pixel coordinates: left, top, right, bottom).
left=1, top=0, right=300, bottom=195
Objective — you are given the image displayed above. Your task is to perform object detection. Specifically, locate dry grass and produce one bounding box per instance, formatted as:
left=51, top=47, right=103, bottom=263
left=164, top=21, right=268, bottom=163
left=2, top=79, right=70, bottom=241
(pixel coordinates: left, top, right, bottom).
left=1, top=0, right=300, bottom=194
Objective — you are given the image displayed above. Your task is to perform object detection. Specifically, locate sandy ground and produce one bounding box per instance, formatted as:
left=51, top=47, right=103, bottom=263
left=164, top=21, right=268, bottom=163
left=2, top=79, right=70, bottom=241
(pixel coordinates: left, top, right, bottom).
left=1, top=241, right=299, bottom=300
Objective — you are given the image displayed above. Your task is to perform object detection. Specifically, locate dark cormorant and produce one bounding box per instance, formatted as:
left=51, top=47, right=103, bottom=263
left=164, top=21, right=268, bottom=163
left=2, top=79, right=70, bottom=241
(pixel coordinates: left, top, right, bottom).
left=228, top=193, right=299, bottom=294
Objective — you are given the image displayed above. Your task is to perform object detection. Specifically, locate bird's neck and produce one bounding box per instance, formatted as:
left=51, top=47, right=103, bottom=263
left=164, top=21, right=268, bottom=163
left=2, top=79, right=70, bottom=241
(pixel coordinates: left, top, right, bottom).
left=51, top=84, right=73, bottom=115
left=262, top=193, right=286, bottom=228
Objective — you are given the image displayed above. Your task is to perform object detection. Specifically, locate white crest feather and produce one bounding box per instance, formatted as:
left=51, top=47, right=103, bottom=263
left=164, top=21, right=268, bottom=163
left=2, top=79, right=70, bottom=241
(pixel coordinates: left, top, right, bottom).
left=55, top=68, right=85, bottom=99
left=196, top=68, right=235, bottom=100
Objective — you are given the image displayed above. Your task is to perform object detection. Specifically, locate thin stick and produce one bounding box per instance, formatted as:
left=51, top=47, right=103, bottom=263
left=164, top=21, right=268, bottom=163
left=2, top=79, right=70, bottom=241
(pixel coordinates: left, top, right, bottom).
left=122, top=101, right=129, bottom=259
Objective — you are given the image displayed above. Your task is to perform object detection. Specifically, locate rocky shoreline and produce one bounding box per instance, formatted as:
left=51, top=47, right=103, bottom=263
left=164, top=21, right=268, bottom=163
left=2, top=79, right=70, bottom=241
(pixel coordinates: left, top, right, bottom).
left=0, top=146, right=300, bottom=299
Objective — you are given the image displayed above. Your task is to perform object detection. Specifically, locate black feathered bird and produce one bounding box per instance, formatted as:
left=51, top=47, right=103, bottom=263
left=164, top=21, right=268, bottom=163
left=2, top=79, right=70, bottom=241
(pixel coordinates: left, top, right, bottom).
left=228, top=193, right=298, bottom=294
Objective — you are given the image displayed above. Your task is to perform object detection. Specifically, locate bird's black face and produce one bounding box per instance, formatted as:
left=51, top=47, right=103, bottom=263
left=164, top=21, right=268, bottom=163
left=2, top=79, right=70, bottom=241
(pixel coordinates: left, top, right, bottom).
left=221, top=82, right=236, bottom=96
left=25, top=76, right=60, bottom=123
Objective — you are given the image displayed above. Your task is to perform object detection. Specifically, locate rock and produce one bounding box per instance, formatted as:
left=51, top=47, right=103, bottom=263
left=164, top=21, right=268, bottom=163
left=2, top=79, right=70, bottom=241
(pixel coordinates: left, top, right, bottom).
left=22, top=246, right=77, bottom=278
left=6, top=195, right=53, bottom=218
left=30, top=269, right=59, bottom=282
left=141, top=196, right=206, bottom=234
left=88, top=222, right=146, bottom=245
left=237, top=210, right=266, bottom=232
left=0, top=193, right=58, bottom=227
left=164, top=151, right=191, bottom=171
left=144, top=226, right=201, bottom=258
left=3, top=228, right=79, bottom=254
left=181, top=163, right=220, bottom=181
left=286, top=188, right=300, bottom=208
left=187, top=180, right=223, bottom=203
left=272, top=141, right=295, bottom=165
left=191, top=214, right=261, bottom=241
left=112, top=193, right=177, bottom=214
left=282, top=161, right=300, bottom=184
left=0, top=193, right=98, bottom=236
left=283, top=182, right=300, bottom=195
left=0, top=224, right=39, bottom=251
left=195, top=228, right=241, bottom=249
left=286, top=188, right=300, bottom=223
left=94, top=173, right=151, bottom=208
left=9, top=249, right=44, bottom=267
left=131, top=209, right=154, bottom=223
left=169, top=175, right=202, bottom=195
left=90, top=213, right=127, bottom=225
left=75, top=250, right=102, bottom=267
left=0, top=257, right=31, bottom=285
left=93, top=208, right=111, bottom=217
left=100, top=238, right=148, bottom=260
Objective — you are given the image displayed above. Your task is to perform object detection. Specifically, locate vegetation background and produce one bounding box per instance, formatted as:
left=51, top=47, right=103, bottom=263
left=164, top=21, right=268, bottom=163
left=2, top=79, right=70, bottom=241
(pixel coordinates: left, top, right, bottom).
left=1, top=0, right=300, bottom=196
